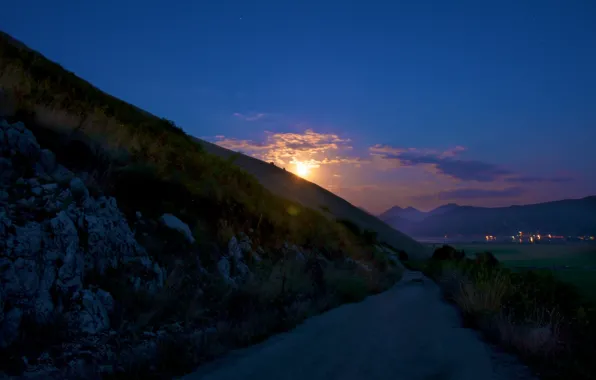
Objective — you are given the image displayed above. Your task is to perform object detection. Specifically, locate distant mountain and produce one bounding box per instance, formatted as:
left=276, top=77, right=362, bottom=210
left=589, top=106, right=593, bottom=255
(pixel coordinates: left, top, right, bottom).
left=427, top=203, right=460, bottom=217
left=380, top=197, right=596, bottom=237
left=380, top=206, right=426, bottom=222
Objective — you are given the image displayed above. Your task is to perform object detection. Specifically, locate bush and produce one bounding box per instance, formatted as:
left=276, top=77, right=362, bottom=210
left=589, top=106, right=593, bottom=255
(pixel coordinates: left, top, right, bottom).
left=335, top=218, right=361, bottom=236
left=326, top=269, right=369, bottom=303
left=398, top=250, right=409, bottom=261
left=431, top=245, right=465, bottom=261
left=362, top=229, right=378, bottom=245
left=475, top=251, right=499, bottom=267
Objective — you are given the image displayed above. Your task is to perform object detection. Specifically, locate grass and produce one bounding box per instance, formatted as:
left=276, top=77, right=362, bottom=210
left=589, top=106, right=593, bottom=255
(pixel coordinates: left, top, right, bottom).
left=452, top=243, right=596, bottom=303
left=410, top=246, right=596, bottom=380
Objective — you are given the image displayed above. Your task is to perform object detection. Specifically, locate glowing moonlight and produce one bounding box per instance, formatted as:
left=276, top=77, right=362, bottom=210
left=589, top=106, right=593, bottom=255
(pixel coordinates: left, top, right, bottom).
left=295, top=162, right=310, bottom=178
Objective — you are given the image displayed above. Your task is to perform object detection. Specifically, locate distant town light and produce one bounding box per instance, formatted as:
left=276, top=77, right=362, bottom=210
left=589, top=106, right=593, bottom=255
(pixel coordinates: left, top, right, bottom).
left=530, top=236, right=534, bottom=243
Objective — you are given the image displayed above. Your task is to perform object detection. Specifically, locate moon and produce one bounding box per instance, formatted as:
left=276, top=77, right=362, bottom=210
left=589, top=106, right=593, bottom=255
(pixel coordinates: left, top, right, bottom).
left=295, top=162, right=310, bottom=178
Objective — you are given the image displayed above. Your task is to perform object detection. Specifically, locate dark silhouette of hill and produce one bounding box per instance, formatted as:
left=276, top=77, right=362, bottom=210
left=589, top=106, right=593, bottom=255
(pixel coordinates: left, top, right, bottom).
left=198, top=139, right=428, bottom=257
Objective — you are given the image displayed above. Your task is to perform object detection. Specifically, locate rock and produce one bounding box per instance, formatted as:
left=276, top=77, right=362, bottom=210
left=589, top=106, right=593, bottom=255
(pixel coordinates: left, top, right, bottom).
left=39, top=149, right=56, bottom=173
left=234, top=258, right=251, bottom=279
left=12, top=257, right=40, bottom=299
left=0, top=119, right=173, bottom=371
left=41, top=183, right=59, bottom=193
left=237, top=232, right=252, bottom=253
left=83, top=196, right=147, bottom=274
left=160, top=213, right=195, bottom=244
left=67, top=290, right=110, bottom=335
left=5, top=124, right=40, bottom=159
left=95, top=289, right=114, bottom=314
left=11, top=121, right=26, bottom=132
left=0, top=210, right=11, bottom=234
left=0, top=307, right=23, bottom=348
left=284, top=242, right=305, bottom=261
left=69, top=177, right=89, bottom=201
left=0, top=257, right=20, bottom=296
left=8, top=222, right=43, bottom=257
left=252, top=246, right=264, bottom=262
left=34, top=290, right=55, bottom=325
left=51, top=165, right=74, bottom=184
left=227, top=236, right=243, bottom=260
left=355, top=261, right=372, bottom=272
left=57, top=246, right=84, bottom=294
left=48, top=211, right=79, bottom=261
left=153, top=262, right=166, bottom=289
left=132, top=277, right=142, bottom=292
left=0, top=157, right=12, bottom=182
left=217, top=257, right=234, bottom=285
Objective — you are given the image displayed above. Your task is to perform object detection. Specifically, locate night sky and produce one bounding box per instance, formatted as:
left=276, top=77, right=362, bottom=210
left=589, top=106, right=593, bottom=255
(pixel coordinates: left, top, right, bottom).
left=3, top=0, right=595, bottom=213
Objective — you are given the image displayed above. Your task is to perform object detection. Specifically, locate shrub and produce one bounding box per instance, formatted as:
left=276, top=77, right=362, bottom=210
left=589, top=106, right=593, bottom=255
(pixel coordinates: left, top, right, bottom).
left=431, top=245, right=465, bottom=261
left=326, top=269, right=369, bottom=303
left=335, top=218, right=361, bottom=236
left=492, top=308, right=562, bottom=357
left=455, top=268, right=512, bottom=316
left=475, top=251, right=499, bottom=267
left=362, top=229, right=378, bottom=245
left=398, top=250, right=409, bottom=261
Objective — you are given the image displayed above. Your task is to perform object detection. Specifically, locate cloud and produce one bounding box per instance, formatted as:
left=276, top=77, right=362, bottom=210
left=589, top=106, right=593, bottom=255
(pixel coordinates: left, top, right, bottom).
left=212, top=129, right=361, bottom=170
left=232, top=112, right=267, bottom=122
left=505, top=176, right=573, bottom=184
left=414, top=187, right=525, bottom=201
left=370, top=145, right=511, bottom=182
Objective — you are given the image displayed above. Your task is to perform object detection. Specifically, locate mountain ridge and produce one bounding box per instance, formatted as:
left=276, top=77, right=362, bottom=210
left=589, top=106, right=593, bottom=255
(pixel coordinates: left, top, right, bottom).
left=380, top=196, right=596, bottom=237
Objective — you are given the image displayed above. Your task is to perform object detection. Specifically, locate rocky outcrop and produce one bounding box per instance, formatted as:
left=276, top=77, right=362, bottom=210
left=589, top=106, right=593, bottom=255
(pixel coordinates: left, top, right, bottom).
left=160, top=213, right=195, bottom=244
left=0, top=119, right=165, bottom=351
left=216, top=234, right=259, bottom=287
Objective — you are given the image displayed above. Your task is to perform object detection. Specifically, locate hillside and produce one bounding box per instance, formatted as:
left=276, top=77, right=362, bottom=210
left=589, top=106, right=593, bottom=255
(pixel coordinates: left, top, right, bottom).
left=0, top=30, right=425, bottom=259
left=199, top=139, right=426, bottom=257
left=381, top=197, right=596, bottom=237
left=0, top=30, right=425, bottom=378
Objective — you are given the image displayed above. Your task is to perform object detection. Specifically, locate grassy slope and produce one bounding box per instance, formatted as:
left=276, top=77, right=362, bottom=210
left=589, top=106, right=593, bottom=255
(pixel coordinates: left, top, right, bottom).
left=0, top=29, right=426, bottom=259
left=199, top=139, right=428, bottom=258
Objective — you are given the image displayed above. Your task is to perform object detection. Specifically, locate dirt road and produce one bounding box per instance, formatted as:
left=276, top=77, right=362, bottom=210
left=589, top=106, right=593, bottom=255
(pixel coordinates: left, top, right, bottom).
left=182, top=271, right=535, bottom=380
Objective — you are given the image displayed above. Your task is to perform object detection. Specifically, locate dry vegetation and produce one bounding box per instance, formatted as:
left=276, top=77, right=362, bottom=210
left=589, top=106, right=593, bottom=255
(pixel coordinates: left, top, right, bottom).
left=407, top=246, right=596, bottom=380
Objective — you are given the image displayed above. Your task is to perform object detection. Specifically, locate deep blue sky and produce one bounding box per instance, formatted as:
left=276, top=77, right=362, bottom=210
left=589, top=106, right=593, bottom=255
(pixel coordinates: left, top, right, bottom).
left=3, top=0, right=595, bottom=212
